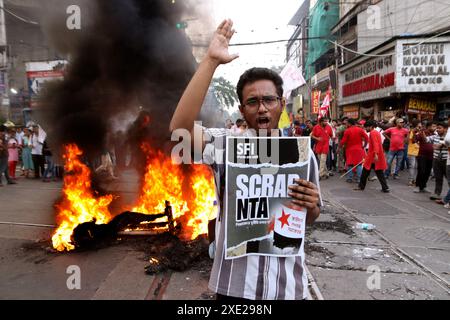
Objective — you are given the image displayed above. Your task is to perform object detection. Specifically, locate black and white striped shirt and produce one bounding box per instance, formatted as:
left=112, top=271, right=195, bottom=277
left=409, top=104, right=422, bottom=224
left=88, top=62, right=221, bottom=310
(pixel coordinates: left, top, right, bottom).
left=426, top=134, right=448, bottom=161
left=202, top=127, right=321, bottom=300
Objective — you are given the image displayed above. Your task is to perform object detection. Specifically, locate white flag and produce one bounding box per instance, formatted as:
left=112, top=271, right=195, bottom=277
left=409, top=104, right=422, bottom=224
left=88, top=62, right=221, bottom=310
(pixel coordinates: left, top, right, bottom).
left=280, top=60, right=306, bottom=98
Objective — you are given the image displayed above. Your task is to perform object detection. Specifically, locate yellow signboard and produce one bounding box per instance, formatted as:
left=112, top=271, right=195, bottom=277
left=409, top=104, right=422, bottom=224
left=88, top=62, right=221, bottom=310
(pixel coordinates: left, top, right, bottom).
left=407, top=98, right=436, bottom=115
left=312, top=91, right=321, bottom=114
left=343, top=105, right=359, bottom=119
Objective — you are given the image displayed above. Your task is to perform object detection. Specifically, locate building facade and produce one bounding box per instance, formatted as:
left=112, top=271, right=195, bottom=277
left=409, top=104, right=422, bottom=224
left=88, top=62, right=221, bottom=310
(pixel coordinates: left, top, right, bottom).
left=286, top=0, right=339, bottom=121
left=286, top=0, right=310, bottom=120
left=339, top=36, right=450, bottom=121
left=335, top=0, right=450, bottom=121
left=1, top=0, right=62, bottom=124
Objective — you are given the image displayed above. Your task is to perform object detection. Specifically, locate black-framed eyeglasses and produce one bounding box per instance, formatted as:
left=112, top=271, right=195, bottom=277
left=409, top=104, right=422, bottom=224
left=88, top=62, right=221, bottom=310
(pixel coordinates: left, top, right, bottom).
left=244, top=96, right=282, bottom=110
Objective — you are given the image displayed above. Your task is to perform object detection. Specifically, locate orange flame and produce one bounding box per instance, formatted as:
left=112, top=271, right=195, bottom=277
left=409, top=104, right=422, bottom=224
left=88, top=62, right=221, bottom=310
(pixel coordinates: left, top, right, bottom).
left=132, top=143, right=217, bottom=240
left=52, top=143, right=217, bottom=252
left=184, top=165, right=218, bottom=240
left=51, top=144, right=113, bottom=252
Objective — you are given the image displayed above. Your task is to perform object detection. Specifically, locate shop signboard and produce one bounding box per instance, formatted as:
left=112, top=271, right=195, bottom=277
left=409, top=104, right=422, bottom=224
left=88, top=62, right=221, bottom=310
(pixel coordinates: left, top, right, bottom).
left=26, top=60, right=68, bottom=98
left=312, top=90, right=321, bottom=114
left=396, top=38, right=450, bottom=93
left=407, top=97, right=437, bottom=115
left=339, top=47, right=396, bottom=105
left=343, top=105, right=359, bottom=119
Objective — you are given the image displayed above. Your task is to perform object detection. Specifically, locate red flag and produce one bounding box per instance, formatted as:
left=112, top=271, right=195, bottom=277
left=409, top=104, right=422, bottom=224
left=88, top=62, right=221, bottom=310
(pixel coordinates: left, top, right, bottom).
left=318, top=86, right=332, bottom=120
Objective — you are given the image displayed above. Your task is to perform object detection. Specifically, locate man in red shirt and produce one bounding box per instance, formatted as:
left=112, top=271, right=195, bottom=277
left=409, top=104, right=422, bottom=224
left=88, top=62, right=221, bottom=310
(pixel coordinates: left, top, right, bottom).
left=355, top=120, right=389, bottom=193
left=312, top=117, right=332, bottom=179
left=383, top=118, right=409, bottom=179
left=340, top=118, right=369, bottom=183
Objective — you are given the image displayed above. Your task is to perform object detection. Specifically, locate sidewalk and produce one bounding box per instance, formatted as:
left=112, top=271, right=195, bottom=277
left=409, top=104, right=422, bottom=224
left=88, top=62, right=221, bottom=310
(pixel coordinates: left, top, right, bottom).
left=308, top=171, right=450, bottom=299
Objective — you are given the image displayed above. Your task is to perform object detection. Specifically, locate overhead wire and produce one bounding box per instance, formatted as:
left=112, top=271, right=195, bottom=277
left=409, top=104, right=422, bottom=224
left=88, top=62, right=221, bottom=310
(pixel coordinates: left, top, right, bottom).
left=0, top=5, right=39, bottom=26
left=331, top=28, right=450, bottom=58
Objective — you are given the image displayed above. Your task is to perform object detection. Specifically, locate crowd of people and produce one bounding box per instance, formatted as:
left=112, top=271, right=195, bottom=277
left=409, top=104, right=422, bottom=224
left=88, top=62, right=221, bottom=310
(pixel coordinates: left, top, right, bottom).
left=6, top=115, right=450, bottom=211
left=0, top=122, right=60, bottom=187
left=225, top=112, right=450, bottom=214
left=256, top=114, right=450, bottom=214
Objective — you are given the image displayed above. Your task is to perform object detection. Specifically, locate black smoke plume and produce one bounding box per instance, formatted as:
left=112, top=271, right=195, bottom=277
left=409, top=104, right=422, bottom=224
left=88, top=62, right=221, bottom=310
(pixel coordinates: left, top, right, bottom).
left=39, top=0, right=197, bottom=161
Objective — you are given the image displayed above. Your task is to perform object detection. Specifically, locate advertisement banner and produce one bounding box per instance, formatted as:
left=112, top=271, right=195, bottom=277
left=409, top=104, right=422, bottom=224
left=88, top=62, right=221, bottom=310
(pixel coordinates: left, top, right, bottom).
left=312, top=90, right=321, bottom=114
left=26, top=60, right=68, bottom=97
left=225, top=137, right=311, bottom=259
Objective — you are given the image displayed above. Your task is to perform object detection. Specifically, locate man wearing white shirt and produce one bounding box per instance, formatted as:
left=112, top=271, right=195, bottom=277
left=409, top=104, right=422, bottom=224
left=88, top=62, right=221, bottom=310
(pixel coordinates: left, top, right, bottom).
left=31, top=125, right=45, bottom=179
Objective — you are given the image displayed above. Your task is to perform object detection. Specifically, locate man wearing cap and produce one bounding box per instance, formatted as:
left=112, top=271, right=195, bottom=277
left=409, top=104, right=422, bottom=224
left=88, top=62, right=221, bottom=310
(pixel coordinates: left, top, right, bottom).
left=383, top=118, right=409, bottom=179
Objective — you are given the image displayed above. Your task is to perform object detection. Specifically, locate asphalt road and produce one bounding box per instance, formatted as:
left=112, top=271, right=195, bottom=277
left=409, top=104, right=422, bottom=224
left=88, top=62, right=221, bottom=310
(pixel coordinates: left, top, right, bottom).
left=0, top=168, right=449, bottom=300
left=0, top=172, right=213, bottom=300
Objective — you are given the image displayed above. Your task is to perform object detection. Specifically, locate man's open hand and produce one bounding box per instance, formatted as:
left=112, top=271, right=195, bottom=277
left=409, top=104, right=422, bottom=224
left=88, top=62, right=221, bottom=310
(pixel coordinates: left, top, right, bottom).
left=206, top=19, right=239, bottom=65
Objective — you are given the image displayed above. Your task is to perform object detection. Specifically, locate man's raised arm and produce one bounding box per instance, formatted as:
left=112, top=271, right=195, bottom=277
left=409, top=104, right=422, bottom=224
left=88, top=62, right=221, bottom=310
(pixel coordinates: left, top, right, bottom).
left=169, top=19, right=239, bottom=137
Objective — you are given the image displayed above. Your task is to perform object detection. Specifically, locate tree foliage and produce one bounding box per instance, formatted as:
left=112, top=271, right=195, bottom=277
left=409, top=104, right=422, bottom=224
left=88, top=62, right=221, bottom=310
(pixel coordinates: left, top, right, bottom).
left=211, top=77, right=239, bottom=109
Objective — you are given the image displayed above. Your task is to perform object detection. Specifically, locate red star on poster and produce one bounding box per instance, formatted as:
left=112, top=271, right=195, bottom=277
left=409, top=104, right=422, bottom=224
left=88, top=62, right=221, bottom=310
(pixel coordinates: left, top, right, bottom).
left=278, top=209, right=290, bottom=229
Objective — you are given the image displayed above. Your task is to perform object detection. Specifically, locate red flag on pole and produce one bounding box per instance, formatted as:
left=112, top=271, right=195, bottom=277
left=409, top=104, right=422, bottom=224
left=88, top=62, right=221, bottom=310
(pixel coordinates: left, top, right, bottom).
left=318, top=86, right=332, bottom=120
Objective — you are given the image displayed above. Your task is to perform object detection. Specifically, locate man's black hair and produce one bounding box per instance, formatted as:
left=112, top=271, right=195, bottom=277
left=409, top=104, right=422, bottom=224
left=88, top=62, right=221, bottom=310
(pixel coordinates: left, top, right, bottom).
left=348, top=118, right=356, bottom=125
left=364, top=120, right=377, bottom=128
left=237, top=68, right=284, bottom=104
left=235, top=119, right=245, bottom=126
left=424, top=120, right=433, bottom=128
left=437, top=121, right=449, bottom=129
left=411, top=119, right=420, bottom=128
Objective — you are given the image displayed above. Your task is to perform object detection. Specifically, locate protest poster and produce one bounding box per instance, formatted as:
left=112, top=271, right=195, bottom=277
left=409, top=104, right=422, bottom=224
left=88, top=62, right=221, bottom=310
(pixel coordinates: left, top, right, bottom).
left=225, top=137, right=311, bottom=259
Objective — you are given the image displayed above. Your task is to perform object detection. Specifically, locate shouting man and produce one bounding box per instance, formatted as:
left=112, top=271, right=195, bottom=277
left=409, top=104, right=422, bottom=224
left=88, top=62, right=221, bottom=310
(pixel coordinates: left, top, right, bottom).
left=170, top=20, right=321, bottom=300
